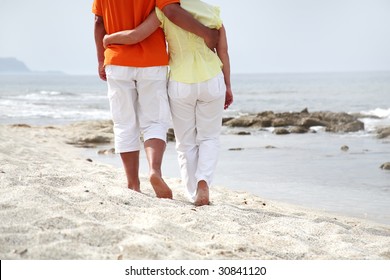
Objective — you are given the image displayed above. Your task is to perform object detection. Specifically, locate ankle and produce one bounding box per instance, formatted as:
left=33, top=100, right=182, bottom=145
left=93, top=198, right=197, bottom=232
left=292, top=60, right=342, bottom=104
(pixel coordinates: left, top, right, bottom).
left=127, top=180, right=140, bottom=192
left=194, top=181, right=210, bottom=206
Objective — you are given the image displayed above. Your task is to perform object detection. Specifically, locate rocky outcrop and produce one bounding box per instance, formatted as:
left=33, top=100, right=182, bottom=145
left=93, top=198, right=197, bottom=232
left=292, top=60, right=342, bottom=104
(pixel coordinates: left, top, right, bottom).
left=64, top=120, right=114, bottom=147
left=56, top=109, right=369, bottom=148
left=223, top=109, right=365, bottom=134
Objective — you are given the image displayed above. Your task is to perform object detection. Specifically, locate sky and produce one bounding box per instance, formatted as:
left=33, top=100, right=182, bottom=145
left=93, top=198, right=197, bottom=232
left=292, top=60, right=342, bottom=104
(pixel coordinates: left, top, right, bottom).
left=0, top=0, right=390, bottom=75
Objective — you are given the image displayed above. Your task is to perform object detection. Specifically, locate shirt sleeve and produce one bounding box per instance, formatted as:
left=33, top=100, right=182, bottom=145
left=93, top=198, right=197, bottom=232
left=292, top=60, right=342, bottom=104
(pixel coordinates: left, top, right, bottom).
left=182, top=0, right=223, bottom=29
left=213, top=6, right=223, bottom=29
left=156, top=0, right=180, bottom=11
left=91, top=0, right=102, bottom=16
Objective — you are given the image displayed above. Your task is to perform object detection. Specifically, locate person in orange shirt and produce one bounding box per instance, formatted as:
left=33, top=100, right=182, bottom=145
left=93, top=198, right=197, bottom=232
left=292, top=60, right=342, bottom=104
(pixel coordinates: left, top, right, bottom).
left=92, top=0, right=218, bottom=199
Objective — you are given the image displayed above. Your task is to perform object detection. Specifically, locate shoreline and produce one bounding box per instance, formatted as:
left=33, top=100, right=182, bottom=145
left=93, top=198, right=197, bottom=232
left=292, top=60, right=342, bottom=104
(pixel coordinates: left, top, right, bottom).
left=1, top=122, right=390, bottom=260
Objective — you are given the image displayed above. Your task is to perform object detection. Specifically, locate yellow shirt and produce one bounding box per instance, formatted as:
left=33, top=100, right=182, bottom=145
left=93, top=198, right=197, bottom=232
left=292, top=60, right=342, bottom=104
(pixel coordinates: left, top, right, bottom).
left=156, top=0, right=223, bottom=83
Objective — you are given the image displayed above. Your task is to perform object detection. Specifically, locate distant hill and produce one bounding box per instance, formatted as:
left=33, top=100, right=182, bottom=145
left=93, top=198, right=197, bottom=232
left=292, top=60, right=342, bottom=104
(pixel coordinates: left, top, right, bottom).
left=0, top=57, right=31, bottom=73
left=0, top=57, right=65, bottom=75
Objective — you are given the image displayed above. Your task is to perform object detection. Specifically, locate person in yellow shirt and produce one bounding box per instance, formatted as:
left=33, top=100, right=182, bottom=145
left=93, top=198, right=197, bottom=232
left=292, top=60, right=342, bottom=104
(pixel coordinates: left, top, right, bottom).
left=93, top=0, right=219, bottom=200
left=103, top=0, right=233, bottom=206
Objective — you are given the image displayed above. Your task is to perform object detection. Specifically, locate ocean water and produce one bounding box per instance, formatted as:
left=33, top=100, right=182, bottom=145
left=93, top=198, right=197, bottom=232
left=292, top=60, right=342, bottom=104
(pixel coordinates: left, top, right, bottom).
left=0, top=75, right=110, bottom=125
left=1, top=72, right=390, bottom=224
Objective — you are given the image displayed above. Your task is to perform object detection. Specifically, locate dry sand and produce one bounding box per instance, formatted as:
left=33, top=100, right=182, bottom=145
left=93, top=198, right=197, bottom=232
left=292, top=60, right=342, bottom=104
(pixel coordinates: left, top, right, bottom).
left=0, top=121, right=390, bottom=260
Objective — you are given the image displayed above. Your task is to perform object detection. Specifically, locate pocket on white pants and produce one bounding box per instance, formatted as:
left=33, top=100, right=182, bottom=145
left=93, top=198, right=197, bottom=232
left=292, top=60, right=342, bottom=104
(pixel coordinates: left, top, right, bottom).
left=138, top=66, right=168, bottom=80
left=168, top=80, right=192, bottom=100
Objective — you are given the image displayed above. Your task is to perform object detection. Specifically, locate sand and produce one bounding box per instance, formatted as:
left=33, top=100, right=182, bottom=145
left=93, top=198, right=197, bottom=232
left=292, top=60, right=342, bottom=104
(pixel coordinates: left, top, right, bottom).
left=0, top=121, right=390, bottom=260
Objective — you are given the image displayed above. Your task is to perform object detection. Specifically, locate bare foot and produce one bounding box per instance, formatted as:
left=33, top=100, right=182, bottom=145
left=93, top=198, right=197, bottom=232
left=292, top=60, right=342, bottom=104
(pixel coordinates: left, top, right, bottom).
left=150, top=173, right=172, bottom=199
left=194, top=181, right=209, bottom=206
left=127, top=180, right=141, bottom=192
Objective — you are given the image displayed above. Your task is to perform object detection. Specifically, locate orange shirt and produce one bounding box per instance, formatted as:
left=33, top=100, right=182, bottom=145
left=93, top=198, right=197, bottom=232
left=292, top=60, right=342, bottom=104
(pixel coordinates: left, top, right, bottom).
left=92, top=0, right=180, bottom=67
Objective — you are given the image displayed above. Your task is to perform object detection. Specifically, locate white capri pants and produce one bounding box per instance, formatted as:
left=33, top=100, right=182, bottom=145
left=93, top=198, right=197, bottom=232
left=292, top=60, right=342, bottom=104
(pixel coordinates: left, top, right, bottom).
left=105, top=65, right=170, bottom=153
left=168, top=73, right=226, bottom=201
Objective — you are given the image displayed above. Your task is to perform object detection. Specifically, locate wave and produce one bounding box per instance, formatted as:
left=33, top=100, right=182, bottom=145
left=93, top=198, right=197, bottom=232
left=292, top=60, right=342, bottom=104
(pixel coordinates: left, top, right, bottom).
left=0, top=106, right=110, bottom=120
left=4, top=91, right=106, bottom=103
left=358, top=108, right=390, bottom=132
left=360, top=108, right=390, bottom=119
left=23, top=90, right=77, bottom=100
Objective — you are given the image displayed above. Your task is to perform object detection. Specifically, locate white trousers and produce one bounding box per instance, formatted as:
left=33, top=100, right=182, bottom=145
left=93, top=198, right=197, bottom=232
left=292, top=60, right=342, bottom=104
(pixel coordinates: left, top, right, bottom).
left=105, top=65, right=170, bottom=153
left=168, top=73, right=226, bottom=200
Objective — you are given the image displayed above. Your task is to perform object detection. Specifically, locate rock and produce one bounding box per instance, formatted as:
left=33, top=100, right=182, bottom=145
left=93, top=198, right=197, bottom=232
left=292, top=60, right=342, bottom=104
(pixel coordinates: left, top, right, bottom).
left=252, top=117, right=272, bottom=127
left=76, top=144, right=97, bottom=148
left=380, top=162, right=390, bottom=170
left=222, top=117, right=234, bottom=125
left=344, top=121, right=365, bottom=133
left=377, top=127, right=390, bottom=139
left=229, top=148, right=244, bottom=151
left=97, top=148, right=115, bottom=155
left=265, top=145, right=277, bottom=149
left=326, top=120, right=365, bottom=133
left=167, top=128, right=175, bottom=142
left=11, top=124, right=31, bottom=128
left=289, top=126, right=309, bottom=134
left=64, top=120, right=114, bottom=147
left=351, top=112, right=380, bottom=119
left=272, top=118, right=294, bottom=127
left=224, top=115, right=257, bottom=127
left=273, top=128, right=290, bottom=135
left=300, top=108, right=309, bottom=114
left=257, top=111, right=275, bottom=117
left=340, top=145, right=349, bottom=152
left=223, top=110, right=365, bottom=134
left=300, top=118, right=327, bottom=128
left=80, top=135, right=112, bottom=144
left=236, top=131, right=251, bottom=135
